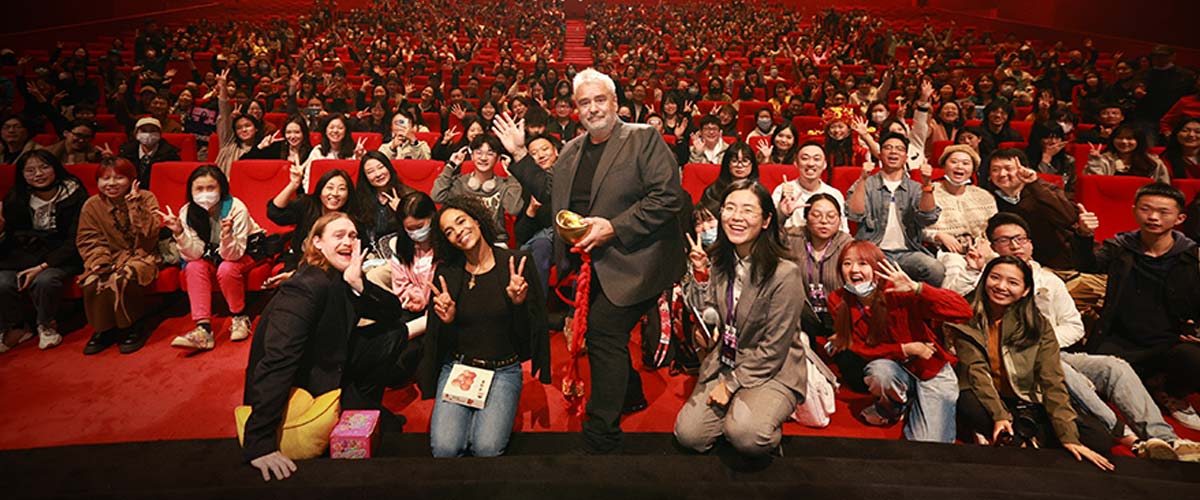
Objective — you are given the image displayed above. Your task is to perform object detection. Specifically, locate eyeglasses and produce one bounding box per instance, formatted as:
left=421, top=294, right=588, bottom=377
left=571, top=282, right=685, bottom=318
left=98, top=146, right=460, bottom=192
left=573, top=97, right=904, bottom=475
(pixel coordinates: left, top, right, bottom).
left=807, top=213, right=839, bottom=223
left=992, top=235, right=1029, bottom=247
left=721, top=205, right=762, bottom=218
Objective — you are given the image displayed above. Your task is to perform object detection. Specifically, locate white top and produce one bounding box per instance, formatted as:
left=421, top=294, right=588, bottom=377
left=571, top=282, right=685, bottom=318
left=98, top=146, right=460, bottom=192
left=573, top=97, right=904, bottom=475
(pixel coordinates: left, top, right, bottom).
left=878, top=178, right=906, bottom=251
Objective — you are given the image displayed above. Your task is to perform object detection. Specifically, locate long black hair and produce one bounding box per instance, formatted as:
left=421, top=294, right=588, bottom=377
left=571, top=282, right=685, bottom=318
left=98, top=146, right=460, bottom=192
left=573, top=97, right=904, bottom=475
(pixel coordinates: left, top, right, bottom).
left=431, top=196, right=498, bottom=267
left=970, top=255, right=1045, bottom=349
left=184, top=164, right=231, bottom=246
left=709, top=179, right=787, bottom=286
left=318, top=114, right=355, bottom=159
left=231, top=113, right=264, bottom=148
left=306, top=168, right=359, bottom=228
left=767, top=123, right=800, bottom=165
left=718, top=142, right=759, bottom=184
left=12, top=150, right=80, bottom=198
left=1108, top=124, right=1158, bottom=178
left=1025, top=121, right=1069, bottom=172
left=280, top=114, right=313, bottom=161
left=393, top=191, right=437, bottom=266
left=1164, top=117, right=1200, bottom=179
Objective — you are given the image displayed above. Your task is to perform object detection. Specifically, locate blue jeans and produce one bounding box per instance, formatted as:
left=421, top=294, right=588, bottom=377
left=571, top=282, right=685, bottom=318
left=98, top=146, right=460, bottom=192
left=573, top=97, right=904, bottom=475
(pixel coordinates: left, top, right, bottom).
left=883, top=250, right=945, bottom=288
left=1061, top=352, right=1177, bottom=442
left=520, top=226, right=554, bottom=296
left=430, top=361, right=524, bottom=457
left=864, top=359, right=958, bottom=443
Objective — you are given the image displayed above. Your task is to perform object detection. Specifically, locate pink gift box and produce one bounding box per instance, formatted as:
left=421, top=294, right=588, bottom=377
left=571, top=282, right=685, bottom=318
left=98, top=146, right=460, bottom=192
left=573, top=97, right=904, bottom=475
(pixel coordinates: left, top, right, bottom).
left=330, top=410, right=380, bottom=459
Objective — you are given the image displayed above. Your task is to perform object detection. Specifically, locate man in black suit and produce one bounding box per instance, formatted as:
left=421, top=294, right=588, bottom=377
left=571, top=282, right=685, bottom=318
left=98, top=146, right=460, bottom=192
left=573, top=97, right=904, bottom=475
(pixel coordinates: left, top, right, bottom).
left=496, top=68, right=687, bottom=453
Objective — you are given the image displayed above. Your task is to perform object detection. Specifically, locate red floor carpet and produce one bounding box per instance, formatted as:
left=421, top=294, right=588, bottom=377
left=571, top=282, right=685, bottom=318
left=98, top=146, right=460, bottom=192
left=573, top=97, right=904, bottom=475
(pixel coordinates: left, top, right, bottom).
left=0, top=299, right=1195, bottom=452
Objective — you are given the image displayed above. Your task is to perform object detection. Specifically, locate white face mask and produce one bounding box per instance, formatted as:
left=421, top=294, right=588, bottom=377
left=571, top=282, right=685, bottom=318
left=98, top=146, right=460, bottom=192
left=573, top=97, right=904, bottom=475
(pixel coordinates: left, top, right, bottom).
left=871, top=111, right=889, bottom=123
left=193, top=191, right=220, bottom=210
left=944, top=176, right=971, bottom=187
left=843, top=281, right=877, bottom=297
left=136, top=131, right=160, bottom=146
left=756, top=118, right=773, bottom=131
left=406, top=223, right=432, bottom=243
left=699, top=227, right=718, bottom=246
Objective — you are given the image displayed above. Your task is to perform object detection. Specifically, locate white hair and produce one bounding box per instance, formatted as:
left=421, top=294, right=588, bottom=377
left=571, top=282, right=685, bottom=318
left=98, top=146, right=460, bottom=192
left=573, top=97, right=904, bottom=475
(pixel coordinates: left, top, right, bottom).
left=572, top=68, right=617, bottom=98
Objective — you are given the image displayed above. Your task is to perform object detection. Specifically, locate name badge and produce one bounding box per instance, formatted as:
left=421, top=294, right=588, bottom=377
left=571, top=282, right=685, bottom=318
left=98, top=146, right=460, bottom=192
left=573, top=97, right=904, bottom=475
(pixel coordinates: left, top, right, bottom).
left=719, top=324, right=738, bottom=369
left=808, top=283, right=828, bottom=314
left=440, top=363, right=494, bottom=409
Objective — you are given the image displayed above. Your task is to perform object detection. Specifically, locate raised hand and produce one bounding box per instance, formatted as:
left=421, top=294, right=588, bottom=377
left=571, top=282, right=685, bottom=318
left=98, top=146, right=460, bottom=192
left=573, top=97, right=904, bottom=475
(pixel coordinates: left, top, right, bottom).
left=492, top=112, right=526, bottom=158
left=288, top=163, right=305, bottom=188
left=125, top=180, right=143, bottom=204
left=98, top=142, right=115, bottom=159
left=449, top=146, right=469, bottom=167
left=860, top=159, right=878, bottom=179
left=1016, top=166, right=1039, bottom=185
left=259, top=130, right=284, bottom=150
left=674, top=119, right=688, bottom=137
left=505, top=256, right=529, bottom=304
left=1087, top=142, right=1104, bottom=158
left=965, top=241, right=987, bottom=270
left=919, top=79, right=934, bottom=103
left=431, top=275, right=457, bottom=323
left=919, top=161, right=934, bottom=181
left=1076, top=203, right=1099, bottom=236
left=220, top=216, right=234, bottom=241
left=441, top=125, right=459, bottom=145
left=381, top=188, right=402, bottom=212
left=342, top=238, right=364, bottom=293
left=685, top=232, right=710, bottom=273
left=756, top=142, right=773, bottom=162
left=877, top=260, right=919, bottom=294
left=155, top=205, right=183, bottom=235
left=353, top=136, right=368, bottom=159
left=450, top=103, right=466, bottom=119
left=850, top=114, right=870, bottom=136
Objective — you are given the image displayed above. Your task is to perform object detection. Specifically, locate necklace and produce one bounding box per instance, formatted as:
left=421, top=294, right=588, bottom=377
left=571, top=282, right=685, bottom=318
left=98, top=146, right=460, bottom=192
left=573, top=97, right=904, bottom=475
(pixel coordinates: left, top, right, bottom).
left=465, top=254, right=494, bottom=290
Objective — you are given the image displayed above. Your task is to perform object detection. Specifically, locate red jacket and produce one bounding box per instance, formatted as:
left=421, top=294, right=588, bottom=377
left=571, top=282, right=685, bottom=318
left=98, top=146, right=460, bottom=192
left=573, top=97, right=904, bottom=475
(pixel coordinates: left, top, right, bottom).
left=828, top=282, right=972, bottom=380
left=1160, top=95, right=1200, bottom=136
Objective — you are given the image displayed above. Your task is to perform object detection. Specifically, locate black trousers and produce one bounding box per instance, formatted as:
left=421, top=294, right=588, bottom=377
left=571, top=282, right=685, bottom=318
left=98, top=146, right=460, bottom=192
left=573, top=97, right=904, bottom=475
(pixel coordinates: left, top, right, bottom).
left=957, top=390, right=1113, bottom=453
left=1097, top=338, right=1200, bottom=400
left=343, top=319, right=408, bottom=411
left=581, top=275, right=653, bottom=453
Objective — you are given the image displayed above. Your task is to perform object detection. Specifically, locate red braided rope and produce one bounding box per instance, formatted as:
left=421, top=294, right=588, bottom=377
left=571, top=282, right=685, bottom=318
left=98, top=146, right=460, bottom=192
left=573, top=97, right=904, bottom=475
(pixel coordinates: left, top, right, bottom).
left=562, top=249, right=591, bottom=417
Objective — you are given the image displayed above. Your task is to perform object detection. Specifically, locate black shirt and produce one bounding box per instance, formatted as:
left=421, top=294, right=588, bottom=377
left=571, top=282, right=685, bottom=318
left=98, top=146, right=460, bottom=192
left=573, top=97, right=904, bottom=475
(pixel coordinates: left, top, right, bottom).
left=454, top=264, right=517, bottom=361
left=569, top=138, right=607, bottom=215
left=1111, top=252, right=1177, bottom=348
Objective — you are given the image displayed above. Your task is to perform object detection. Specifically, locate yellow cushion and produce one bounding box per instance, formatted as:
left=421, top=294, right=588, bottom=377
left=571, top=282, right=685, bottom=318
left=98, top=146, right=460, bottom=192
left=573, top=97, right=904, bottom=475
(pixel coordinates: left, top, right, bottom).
left=235, top=388, right=342, bottom=460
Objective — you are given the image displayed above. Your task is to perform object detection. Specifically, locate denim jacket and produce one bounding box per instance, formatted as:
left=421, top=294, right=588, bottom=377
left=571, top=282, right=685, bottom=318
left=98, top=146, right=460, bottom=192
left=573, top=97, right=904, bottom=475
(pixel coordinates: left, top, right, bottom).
left=846, top=173, right=940, bottom=255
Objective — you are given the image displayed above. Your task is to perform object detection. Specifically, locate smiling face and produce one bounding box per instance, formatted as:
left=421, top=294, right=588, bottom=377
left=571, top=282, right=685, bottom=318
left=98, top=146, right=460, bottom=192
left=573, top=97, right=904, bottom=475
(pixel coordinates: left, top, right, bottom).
left=439, top=207, right=482, bottom=252
left=319, top=175, right=349, bottom=211
left=989, top=157, right=1023, bottom=193
left=313, top=217, right=358, bottom=271
left=284, top=122, right=304, bottom=147
left=574, top=81, right=618, bottom=137
left=325, top=117, right=346, bottom=144
left=880, top=137, right=907, bottom=172
left=796, top=144, right=826, bottom=182
left=943, top=151, right=976, bottom=184
left=362, top=158, right=391, bottom=188
left=840, top=249, right=876, bottom=287
left=990, top=223, right=1033, bottom=261
left=728, top=150, right=753, bottom=179
left=773, top=128, right=795, bottom=151
left=97, top=169, right=132, bottom=199
left=1112, top=130, right=1138, bottom=154
left=938, top=102, right=960, bottom=123
left=827, top=121, right=849, bottom=141
left=472, top=142, right=498, bottom=174
left=984, top=262, right=1029, bottom=309
left=1177, top=121, right=1200, bottom=148
left=988, top=107, right=1009, bottom=127
left=720, top=189, right=768, bottom=252
left=22, top=156, right=56, bottom=189
left=528, top=137, right=558, bottom=170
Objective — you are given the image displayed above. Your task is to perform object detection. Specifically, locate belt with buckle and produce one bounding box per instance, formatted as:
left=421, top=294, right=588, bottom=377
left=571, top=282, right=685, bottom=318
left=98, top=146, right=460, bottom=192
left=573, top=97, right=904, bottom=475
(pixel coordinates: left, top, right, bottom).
left=453, top=353, right=520, bottom=370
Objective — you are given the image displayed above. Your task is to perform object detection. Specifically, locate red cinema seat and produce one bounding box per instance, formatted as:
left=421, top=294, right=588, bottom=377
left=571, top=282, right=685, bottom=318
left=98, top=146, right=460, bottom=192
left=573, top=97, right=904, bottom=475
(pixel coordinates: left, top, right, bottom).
left=1173, top=178, right=1200, bottom=204
left=1038, top=173, right=1065, bottom=188
left=65, top=163, right=99, bottom=195
left=148, top=161, right=205, bottom=213
left=1008, top=121, right=1031, bottom=140
left=94, top=132, right=127, bottom=151
left=757, top=163, right=799, bottom=194
left=262, top=113, right=288, bottom=131
left=422, top=112, right=442, bottom=134
left=791, top=116, right=825, bottom=135
left=748, top=135, right=772, bottom=152
left=208, top=133, right=221, bottom=162
left=681, top=163, right=720, bottom=204
left=0, top=163, right=15, bottom=198
left=162, top=133, right=198, bottom=161
left=998, top=141, right=1027, bottom=151
left=1075, top=175, right=1153, bottom=242
left=228, top=160, right=294, bottom=235
left=33, top=133, right=59, bottom=147
left=414, top=132, right=446, bottom=151
left=393, top=160, right=444, bottom=195
left=308, top=159, right=359, bottom=192
left=930, top=140, right=953, bottom=164
left=830, top=166, right=863, bottom=194
left=661, top=134, right=677, bottom=146
left=351, top=132, right=383, bottom=151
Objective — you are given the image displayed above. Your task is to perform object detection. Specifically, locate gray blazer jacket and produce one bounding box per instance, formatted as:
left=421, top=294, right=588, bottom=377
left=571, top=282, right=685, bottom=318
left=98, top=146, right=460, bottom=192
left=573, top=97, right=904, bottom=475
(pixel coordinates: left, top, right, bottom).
left=683, top=259, right=808, bottom=397
left=509, top=121, right=687, bottom=307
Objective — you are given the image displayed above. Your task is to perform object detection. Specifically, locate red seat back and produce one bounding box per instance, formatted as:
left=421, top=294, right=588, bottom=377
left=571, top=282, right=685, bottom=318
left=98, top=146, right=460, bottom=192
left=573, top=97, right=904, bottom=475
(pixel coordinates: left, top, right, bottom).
left=1075, top=175, right=1150, bottom=242
left=0, top=163, right=16, bottom=199
left=162, top=133, right=198, bottom=161
left=65, top=163, right=100, bottom=195
left=228, top=160, right=294, bottom=234
left=393, top=160, right=444, bottom=195
left=148, top=161, right=206, bottom=213
left=930, top=140, right=953, bottom=165
left=681, top=163, right=720, bottom=204
left=830, top=166, right=863, bottom=194
left=1173, top=178, right=1200, bottom=204
left=757, top=163, right=799, bottom=194
left=308, top=159, right=360, bottom=192
left=94, top=132, right=127, bottom=151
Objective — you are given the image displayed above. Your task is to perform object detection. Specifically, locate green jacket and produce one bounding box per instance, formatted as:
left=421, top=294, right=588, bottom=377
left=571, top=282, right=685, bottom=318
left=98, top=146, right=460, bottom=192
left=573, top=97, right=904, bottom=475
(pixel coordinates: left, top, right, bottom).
left=948, top=309, right=1079, bottom=445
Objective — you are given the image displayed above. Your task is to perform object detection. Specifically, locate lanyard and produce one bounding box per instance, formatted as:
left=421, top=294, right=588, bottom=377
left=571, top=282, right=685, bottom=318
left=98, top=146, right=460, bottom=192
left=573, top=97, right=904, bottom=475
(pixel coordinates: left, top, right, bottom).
left=805, top=241, right=827, bottom=281
left=725, top=277, right=737, bottom=327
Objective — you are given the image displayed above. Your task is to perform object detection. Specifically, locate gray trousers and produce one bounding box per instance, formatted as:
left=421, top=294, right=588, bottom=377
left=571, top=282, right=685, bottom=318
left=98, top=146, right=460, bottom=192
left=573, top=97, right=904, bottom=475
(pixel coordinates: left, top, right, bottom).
left=0, top=267, right=71, bottom=329
left=674, top=377, right=797, bottom=457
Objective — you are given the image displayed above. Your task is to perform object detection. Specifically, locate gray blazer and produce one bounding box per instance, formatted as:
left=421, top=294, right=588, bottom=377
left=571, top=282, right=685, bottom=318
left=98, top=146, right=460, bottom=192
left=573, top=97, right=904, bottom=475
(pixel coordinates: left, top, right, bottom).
left=683, top=259, right=808, bottom=397
left=509, top=121, right=687, bottom=307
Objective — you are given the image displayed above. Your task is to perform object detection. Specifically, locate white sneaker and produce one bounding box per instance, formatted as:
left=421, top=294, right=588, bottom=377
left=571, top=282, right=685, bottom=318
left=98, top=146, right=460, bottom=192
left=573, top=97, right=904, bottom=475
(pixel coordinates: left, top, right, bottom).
left=0, top=329, right=34, bottom=353
left=1171, top=438, right=1200, bottom=462
left=1132, top=438, right=1178, bottom=460
left=37, top=324, right=62, bottom=350
left=230, top=315, right=252, bottom=341
left=1170, top=405, right=1200, bottom=432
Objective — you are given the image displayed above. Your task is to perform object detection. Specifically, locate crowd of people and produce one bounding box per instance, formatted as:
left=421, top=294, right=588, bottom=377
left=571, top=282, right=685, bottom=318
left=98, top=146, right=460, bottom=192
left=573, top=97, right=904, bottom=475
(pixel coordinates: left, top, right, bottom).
left=1, top=0, right=1199, bottom=481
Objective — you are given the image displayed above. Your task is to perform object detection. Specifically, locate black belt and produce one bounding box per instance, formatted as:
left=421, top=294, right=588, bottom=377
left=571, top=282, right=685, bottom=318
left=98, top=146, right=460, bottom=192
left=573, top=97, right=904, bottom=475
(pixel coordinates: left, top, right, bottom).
left=453, top=353, right=520, bottom=370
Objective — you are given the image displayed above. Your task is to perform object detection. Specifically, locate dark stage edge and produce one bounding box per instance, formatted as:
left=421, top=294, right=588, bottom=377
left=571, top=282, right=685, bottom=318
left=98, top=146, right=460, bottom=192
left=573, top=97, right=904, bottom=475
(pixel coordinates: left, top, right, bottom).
left=2, top=433, right=1197, bottom=499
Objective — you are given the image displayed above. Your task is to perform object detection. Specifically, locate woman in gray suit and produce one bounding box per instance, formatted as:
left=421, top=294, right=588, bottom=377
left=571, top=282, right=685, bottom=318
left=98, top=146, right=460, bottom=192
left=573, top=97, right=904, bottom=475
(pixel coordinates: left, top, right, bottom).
left=674, top=179, right=808, bottom=457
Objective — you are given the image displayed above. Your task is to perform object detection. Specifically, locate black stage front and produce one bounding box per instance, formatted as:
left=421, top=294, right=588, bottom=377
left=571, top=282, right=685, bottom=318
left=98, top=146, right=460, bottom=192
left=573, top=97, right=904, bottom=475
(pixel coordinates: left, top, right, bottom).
left=2, top=433, right=1196, bottom=499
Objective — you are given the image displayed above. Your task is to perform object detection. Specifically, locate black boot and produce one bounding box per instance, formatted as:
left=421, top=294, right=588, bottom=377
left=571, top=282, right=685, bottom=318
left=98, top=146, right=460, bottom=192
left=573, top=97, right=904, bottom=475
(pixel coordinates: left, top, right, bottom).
left=83, top=330, right=118, bottom=355
left=118, top=326, right=149, bottom=354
